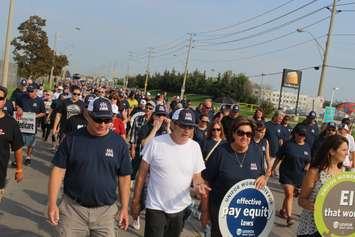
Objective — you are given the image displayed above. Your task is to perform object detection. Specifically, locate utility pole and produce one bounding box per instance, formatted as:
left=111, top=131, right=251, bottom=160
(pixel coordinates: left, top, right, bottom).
left=144, top=48, right=152, bottom=94
left=318, top=0, right=337, bottom=97
left=49, top=32, right=58, bottom=89
left=180, top=33, right=193, bottom=99
left=1, top=0, right=15, bottom=87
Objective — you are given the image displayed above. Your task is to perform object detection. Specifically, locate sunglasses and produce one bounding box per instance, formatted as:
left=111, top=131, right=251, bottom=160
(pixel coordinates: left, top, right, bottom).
left=297, top=133, right=306, bottom=137
left=91, top=117, right=112, bottom=124
left=98, top=91, right=105, bottom=94
left=328, top=128, right=336, bottom=132
left=146, top=107, right=154, bottom=111
left=73, top=93, right=81, bottom=96
left=234, top=130, right=253, bottom=138
left=212, top=128, right=221, bottom=131
left=177, top=123, right=194, bottom=130
left=0, top=96, right=5, bottom=101
left=204, top=106, right=212, bottom=110
left=200, top=120, right=209, bottom=123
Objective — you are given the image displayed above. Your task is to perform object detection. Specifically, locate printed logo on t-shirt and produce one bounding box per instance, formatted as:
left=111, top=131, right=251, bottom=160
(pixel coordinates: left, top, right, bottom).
left=105, top=148, right=114, bottom=158
left=311, top=129, right=315, bottom=134
left=99, top=102, right=109, bottom=111
left=33, top=102, right=37, bottom=107
left=250, top=163, right=258, bottom=170
left=66, top=104, right=81, bottom=119
left=0, top=129, right=5, bottom=136
left=304, top=151, right=309, bottom=156
left=262, top=146, right=266, bottom=151
left=277, top=129, right=281, bottom=133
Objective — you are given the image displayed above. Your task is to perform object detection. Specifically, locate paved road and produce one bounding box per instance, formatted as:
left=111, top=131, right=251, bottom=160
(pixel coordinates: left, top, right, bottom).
left=0, top=137, right=302, bottom=237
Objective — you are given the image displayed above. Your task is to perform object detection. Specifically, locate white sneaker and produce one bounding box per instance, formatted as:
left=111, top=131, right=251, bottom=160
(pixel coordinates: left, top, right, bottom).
left=132, top=216, right=140, bottom=230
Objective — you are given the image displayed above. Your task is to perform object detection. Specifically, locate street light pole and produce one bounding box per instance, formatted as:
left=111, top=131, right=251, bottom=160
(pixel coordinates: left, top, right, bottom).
left=318, top=0, right=337, bottom=97
left=329, top=87, right=339, bottom=107
left=296, top=28, right=324, bottom=61
left=1, top=0, right=15, bottom=87
left=180, top=33, right=193, bottom=99
left=144, top=48, right=152, bottom=94
left=49, top=32, right=58, bottom=89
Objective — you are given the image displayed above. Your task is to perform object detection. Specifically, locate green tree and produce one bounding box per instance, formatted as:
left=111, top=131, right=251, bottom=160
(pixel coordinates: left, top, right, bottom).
left=11, top=15, right=68, bottom=79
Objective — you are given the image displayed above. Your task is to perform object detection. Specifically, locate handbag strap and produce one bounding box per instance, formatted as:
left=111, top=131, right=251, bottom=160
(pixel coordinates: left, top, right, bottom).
left=205, top=140, right=222, bottom=161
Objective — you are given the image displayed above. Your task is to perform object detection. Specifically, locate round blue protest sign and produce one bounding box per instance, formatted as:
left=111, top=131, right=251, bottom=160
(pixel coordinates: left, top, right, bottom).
left=219, top=179, right=275, bottom=237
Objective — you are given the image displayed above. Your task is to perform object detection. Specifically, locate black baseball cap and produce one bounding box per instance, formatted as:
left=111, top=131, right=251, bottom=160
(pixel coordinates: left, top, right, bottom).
left=172, top=108, right=196, bottom=127
left=154, top=105, right=168, bottom=116
left=308, top=111, right=316, bottom=119
left=231, top=104, right=240, bottom=113
left=87, top=97, right=113, bottom=119
left=26, top=85, right=36, bottom=92
left=327, top=122, right=336, bottom=128
left=294, top=124, right=307, bottom=135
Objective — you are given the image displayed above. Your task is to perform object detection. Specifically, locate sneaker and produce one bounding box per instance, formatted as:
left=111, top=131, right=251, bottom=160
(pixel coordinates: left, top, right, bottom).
left=11, top=161, right=17, bottom=167
left=278, top=209, right=287, bottom=219
left=287, top=217, right=295, bottom=226
left=132, top=216, right=140, bottom=230
left=24, top=158, right=31, bottom=166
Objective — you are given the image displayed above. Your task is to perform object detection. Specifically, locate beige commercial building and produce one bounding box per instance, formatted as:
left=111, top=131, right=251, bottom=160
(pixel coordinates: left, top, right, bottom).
left=253, top=88, right=324, bottom=115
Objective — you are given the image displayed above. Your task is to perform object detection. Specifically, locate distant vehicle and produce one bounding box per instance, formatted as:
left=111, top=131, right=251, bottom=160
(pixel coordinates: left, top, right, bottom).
left=72, top=73, right=81, bottom=80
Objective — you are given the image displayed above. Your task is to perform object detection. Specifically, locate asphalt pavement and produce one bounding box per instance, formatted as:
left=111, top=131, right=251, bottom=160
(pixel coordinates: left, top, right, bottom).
left=0, top=136, right=302, bottom=237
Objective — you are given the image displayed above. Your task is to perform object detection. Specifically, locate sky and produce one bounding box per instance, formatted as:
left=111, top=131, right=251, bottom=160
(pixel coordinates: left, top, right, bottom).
left=1, top=0, right=355, bottom=101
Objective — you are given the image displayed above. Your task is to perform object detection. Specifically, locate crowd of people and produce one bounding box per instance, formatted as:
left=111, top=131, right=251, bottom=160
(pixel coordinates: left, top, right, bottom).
left=0, top=78, right=354, bottom=237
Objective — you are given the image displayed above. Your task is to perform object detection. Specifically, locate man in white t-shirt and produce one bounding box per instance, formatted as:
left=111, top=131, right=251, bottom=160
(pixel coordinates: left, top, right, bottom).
left=131, top=108, right=210, bottom=237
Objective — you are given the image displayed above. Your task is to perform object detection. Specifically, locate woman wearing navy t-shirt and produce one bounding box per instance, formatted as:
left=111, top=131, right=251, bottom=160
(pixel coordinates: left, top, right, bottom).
left=272, top=124, right=311, bottom=226
left=201, top=117, right=269, bottom=237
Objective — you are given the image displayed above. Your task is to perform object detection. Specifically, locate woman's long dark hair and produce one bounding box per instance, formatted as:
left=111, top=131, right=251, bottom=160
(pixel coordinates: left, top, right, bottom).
left=310, top=135, right=348, bottom=171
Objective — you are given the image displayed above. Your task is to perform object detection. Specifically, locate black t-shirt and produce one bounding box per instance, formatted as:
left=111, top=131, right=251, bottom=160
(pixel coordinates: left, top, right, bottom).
left=64, top=114, right=87, bottom=134
left=52, top=128, right=132, bottom=206
left=277, top=140, right=311, bottom=186
left=193, top=127, right=208, bottom=144
left=10, top=88, right=24, bottom=104
left=199, top=138, right=226, bottom=160
left=58, top=99, right=85, bottom=134
left=221, top=116, right=235, bottom=140
left=202, top=142, right=264, bottom=207
left=0, top=115, right=23, bottom=188
left=265, top=121, right=283, bottom=157
left=4, top=100, right=14, bottom=117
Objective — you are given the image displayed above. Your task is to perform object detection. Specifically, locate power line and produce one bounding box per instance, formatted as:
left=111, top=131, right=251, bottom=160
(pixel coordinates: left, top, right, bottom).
left=192, top=35, right=326, bottom=63
left=196, top=0, right=320, bottom=41
left=326, top=65, right=355, bottom=70
left=247, top=65, right=319, bottom=78
left=196, top=6, right=327, bottom=46
left=195, top=0, right=298, bottom=35
left=193, top=15, right=329, bottom=52
left=151, top=45, right=187, bottom=58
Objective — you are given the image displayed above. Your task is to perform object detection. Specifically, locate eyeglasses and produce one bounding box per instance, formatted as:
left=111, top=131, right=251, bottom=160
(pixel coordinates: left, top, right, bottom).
left=212, top=128, right=221, bottom=131
left=91, top=117, right=112, bottom=124
left=177, top=123, right=194, bottom=130
left=98, top=91, right=105, bottom=94
left=146, top=107, right=154, bottom=111
left=234, top=130, right=253, bottom=138
left=328, top=128, right=336, bottom=132
left=73, top=93, right=81, bottom=96
left=200, top=120, right=209, bottom=123
left=256, top=129, right=266, bottom=133
left=45, top=94, right=50, bottom=96
left=0, top=96, right=5, bottom=101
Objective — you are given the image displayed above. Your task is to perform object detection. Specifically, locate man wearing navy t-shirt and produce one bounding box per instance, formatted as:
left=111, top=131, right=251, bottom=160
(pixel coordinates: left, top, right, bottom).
left=15, top=85, right=46, bottom=165
left=48, top=97, right=132, bottom=236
